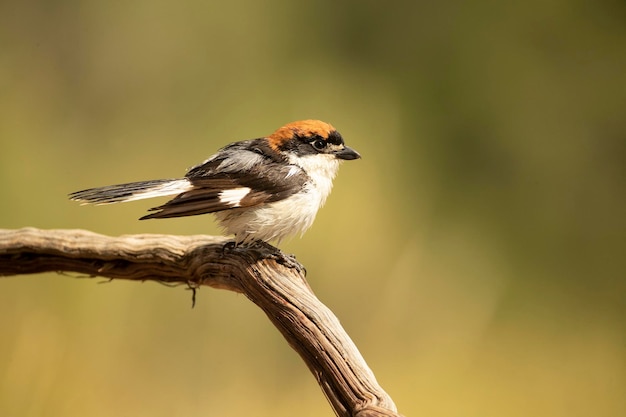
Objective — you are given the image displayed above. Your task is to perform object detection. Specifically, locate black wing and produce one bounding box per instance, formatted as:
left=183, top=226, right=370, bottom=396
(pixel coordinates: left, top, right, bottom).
left=141, top=139, right=307, bottom=219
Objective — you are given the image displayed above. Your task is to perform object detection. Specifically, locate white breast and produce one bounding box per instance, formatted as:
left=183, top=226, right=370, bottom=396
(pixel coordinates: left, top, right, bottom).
left=215, top=154, right=342, bottom=244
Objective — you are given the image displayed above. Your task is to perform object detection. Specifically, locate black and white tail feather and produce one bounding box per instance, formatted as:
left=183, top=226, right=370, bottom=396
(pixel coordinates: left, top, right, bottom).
left=69, top=120, right=361, bottom=245
left=69, top=179, right=191, bottom=207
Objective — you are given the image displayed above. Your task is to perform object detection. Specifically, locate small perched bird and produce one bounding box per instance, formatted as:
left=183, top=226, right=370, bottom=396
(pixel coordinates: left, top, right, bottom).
left=69, top=120, right=360, bottom=245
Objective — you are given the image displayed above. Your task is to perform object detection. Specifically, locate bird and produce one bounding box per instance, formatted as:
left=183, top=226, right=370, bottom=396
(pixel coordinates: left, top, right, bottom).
left=69, top=120, right=361, bottom=246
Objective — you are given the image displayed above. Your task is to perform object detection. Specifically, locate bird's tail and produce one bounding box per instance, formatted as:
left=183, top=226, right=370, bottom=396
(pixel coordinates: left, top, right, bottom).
left=69, top=179, right=193, bottom=205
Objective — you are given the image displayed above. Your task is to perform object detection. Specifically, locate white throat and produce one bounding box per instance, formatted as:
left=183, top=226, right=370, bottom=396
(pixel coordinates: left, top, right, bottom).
left=289, top=154, right=341, bottom=206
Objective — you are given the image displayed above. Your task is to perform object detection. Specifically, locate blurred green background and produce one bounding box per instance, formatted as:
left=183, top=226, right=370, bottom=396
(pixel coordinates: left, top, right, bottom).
left=1, top=1, right=624, bottom=416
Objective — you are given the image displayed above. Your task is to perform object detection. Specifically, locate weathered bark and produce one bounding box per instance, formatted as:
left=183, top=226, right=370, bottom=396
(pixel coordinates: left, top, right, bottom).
left=0, top=228, right=401, bottom=417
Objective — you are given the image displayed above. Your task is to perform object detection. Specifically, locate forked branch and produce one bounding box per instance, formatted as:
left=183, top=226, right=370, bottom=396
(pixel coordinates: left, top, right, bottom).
left=0, top=228, right=401, bottom=417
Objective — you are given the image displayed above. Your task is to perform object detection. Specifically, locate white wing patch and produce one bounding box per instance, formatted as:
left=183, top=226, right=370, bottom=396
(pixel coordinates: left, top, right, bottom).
left=219, top=187, right=252, bottom=207
left=286, top=165, right=301, bottom=178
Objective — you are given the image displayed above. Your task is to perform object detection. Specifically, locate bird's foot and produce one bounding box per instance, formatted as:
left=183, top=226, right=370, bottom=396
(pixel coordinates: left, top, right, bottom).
left=272, top=251, right=306, bottom=276
left=221, top=240, right=238, bottom=256
left=249, top=240, right=307, bottom=276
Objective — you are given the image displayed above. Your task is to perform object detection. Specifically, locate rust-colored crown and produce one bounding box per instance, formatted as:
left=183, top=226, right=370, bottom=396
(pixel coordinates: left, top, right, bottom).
left=268, top=120, right=336, bottom=149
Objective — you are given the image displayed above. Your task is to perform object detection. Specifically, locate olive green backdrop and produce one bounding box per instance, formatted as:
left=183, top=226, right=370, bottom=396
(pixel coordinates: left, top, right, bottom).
left=1, top=1, right=624, bottom=416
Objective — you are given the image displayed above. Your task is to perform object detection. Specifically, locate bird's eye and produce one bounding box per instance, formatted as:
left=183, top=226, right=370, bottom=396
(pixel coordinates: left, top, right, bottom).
left=311, top=139, right=326, bottom=151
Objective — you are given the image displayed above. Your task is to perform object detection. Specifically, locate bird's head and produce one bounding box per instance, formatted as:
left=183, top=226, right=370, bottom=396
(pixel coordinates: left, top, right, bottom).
left=268, top=120, right=361, bottom=162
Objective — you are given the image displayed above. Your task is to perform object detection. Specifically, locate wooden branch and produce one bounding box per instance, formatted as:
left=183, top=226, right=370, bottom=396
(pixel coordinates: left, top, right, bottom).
left=0, top=228, right=402, bottom=417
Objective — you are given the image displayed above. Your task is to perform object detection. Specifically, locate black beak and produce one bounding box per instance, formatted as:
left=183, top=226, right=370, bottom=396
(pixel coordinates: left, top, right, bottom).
left=334, top=146, right=361, bottom=160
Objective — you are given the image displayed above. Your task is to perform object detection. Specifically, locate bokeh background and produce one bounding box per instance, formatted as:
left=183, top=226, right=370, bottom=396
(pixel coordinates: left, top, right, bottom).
left=1, top=1, right=624, bottom=416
